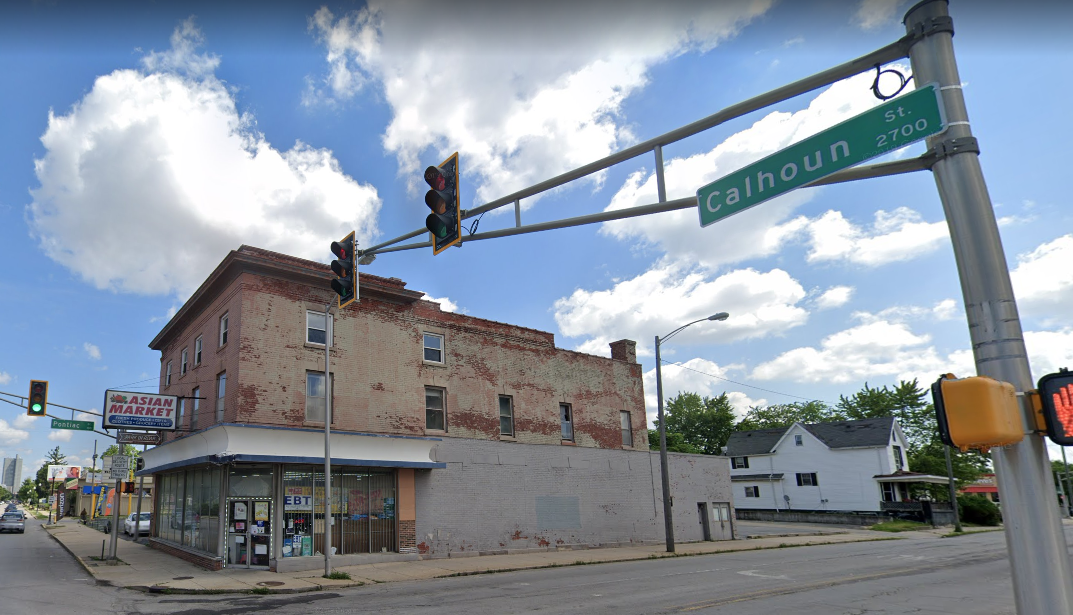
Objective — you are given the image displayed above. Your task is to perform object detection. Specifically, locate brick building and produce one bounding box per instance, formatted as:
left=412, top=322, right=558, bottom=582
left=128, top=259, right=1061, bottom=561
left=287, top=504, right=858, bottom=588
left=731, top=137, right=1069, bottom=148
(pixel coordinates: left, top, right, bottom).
left=140, top=245, right=734, bottom=571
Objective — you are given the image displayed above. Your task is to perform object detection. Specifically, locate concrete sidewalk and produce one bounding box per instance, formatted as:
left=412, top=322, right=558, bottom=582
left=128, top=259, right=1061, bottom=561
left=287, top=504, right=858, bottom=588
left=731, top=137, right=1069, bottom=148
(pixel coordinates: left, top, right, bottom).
left=42, top=518, right=894, bottom=594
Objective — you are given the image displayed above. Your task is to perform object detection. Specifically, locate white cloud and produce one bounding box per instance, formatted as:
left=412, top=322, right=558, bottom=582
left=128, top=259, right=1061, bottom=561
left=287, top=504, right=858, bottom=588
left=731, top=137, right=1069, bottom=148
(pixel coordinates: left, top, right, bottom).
left=48, top=430, right=73, bottom=442
left=13, top=415, right=40, bottom=429
left=307, top=1, right=773, bottom=204
left=554, top=263, right=808, bottom=357
left=27, top=20, right=382, bottom=299
left=424, top=295, right=461, bottom=314
left=804, top=208, right=948, bottom=266
left=815, top=286, right=853, bottom=310
left=641, top=358, right=765, bottom=427
left=0, top=372, right=11, bottom=385
left=599, top=69, right=919, bottom=270
left=1011, top=235, right=1073, bottom=320
left=150, top=305, right=179, bottom=324
left=750, top=310, right=975, bottom=385
left=856, top=299, right=960, bottom=324
left=84, top=342, right=102, bottom=360
left=0, top=420, right=30, bottom=446
left=1025, top=329, right=1073, bottom=376
left=853, top=0, right=904, bottom=30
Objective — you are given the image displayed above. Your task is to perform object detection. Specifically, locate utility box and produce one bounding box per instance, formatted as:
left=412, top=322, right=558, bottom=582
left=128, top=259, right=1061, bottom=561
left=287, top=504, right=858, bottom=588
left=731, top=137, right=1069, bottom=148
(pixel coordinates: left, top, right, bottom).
left=932, top=374, right=1024, bottom=452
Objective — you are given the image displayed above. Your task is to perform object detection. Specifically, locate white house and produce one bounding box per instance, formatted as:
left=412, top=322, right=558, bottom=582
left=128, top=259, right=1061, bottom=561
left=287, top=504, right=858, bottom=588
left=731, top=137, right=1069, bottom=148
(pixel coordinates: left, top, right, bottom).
left=725, top=417, right=949, bottom=513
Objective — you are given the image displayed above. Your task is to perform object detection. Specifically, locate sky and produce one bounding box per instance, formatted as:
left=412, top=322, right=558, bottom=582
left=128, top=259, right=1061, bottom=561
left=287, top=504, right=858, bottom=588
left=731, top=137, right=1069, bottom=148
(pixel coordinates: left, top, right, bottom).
left=2, top=0, right=1072, bottom=476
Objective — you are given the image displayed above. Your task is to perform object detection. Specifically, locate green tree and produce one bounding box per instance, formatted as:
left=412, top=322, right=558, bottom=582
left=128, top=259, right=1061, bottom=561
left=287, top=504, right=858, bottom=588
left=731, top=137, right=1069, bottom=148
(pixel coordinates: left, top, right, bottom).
left=647, top=430, right=702, bottom=454
left=653, top=392, right=738, bottom=455
left=101, top=444, right=141, bottom=458
left=836, top=380, right=933, bottom=449
left=735, top=400, right=837, bottom=431
left=0, top=485, right=11, bottom=500
left=17, top=478, right=36, bottom=504
left=35, top=446, right=67, bottom=500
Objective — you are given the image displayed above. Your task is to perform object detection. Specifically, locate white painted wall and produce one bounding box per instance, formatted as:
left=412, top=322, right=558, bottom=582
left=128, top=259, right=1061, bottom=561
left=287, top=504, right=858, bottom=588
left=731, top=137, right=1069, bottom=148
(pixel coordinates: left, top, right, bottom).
left=729, top=422, right=909, bottom=513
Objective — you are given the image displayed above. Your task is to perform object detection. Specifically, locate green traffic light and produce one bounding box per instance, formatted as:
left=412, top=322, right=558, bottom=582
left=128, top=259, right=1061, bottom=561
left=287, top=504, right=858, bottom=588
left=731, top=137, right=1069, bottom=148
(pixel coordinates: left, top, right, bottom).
left=31, top=403, right=42, bottom=412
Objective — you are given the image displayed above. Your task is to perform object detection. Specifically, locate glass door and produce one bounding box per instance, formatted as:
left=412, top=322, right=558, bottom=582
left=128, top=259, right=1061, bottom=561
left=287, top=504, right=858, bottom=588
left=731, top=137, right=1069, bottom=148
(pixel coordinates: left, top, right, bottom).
left=249, top=501, right=271, bottom=567
left=227, top=500, right=249, bottom=567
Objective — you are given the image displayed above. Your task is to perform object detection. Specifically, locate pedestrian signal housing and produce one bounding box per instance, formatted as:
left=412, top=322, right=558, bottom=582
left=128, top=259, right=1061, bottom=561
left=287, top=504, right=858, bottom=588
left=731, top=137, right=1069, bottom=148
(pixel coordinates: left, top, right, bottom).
left=931, top=373, right=1023, bottom=452
left=1038, top=368, right=1073, bottom=446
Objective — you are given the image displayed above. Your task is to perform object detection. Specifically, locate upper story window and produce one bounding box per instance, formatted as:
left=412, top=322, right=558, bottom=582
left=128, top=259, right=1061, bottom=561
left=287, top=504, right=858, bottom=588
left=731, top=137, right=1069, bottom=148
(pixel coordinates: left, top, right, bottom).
left=794, top=434, right=803, bottom=446
left=499, top=395, right=514, bottom=437
left=216, top=372, right=227, bottom=422
left=191, top=387, right=200, bottom=430
left=744, top=486, right=760, bottom=498
left=307, top=311, right=332, bottom=346
left=796, top=472, right=819, bottom=487
left=731, top=457, right=749, bottom=469
left=177, top=397, right=186, bottom=427
left=305, top=372, right=333, bottom=423
left=165, top=361, right=172, bottom=387
left=181, top=349, right=188, bottom=376
left=426, top=387, right=445, bottom=431
left=620, top=411, right=633, bottom=447
left=194, top=336, right=203, bottom=365
left=893, top=445, right=904, bottom=471
left=423, top=333, right=444, bottom=363
left=219, top=313, right=229, bottom=347
left=560, top=403, right=573, bottom=442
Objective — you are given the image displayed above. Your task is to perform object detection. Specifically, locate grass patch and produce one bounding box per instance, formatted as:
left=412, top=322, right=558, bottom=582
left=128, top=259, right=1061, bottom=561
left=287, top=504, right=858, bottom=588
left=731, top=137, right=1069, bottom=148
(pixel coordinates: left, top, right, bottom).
left=869, top=520, right=932, bottom=533
left=250, top=586, right=272, bottom=595
left=323, top=570, right=351, bottom=580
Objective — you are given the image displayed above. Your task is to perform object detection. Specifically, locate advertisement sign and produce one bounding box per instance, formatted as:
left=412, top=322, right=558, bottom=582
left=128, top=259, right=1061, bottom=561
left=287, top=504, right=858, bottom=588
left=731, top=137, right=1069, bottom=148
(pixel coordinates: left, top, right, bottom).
left=102, top=390, right=180, bottom=431
left=47, top=465, right=80, bottom=482
left=117, top=431, right=163, bottom=445
left=64, top=477, right=79, bottom=490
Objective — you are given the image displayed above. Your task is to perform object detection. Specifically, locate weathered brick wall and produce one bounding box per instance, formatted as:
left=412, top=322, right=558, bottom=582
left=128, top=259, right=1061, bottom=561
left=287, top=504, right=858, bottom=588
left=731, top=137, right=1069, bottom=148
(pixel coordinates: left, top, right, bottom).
left=148, top=538, right=224, bottom=570
left=412, top=438, right=732, bottom=556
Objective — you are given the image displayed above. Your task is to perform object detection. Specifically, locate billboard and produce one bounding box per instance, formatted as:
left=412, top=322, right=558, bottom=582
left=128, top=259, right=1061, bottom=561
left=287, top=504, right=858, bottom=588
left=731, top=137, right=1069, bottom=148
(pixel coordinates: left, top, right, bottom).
left=47, top=465, right=80, bottom=482
left=102, top=390, right=179, bottom=431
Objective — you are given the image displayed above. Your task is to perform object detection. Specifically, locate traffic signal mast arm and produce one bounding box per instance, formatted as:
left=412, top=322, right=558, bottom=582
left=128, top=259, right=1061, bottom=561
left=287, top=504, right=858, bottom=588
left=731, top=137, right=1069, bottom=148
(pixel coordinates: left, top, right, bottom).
left=0, top=393, right=115, bottom=439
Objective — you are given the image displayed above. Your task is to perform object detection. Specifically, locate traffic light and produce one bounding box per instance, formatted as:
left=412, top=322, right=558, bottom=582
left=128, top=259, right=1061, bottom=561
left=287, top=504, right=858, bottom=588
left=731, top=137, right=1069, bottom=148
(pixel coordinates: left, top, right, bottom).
left=1038, top=368, right=1073, bottom=445
left=931, top=373, right=1023, bottom=452
left=27, top=380, right=48, bottom=417
left=330, top=230, right=357, bottom=309
left=423, top=152, right=461, bottom=255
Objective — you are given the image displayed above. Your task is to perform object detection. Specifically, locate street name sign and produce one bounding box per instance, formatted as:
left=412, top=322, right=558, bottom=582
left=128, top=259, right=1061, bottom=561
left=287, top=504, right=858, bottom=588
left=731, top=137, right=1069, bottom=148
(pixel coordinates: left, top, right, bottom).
left=51, top=418, right=94, bottom=431
left=697, top=83, right=946, bottom=227
left=117, top=431, right=162, bottom=445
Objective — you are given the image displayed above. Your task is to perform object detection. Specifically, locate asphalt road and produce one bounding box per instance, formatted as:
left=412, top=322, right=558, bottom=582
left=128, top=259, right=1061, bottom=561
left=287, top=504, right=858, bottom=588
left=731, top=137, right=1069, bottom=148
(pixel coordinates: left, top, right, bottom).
left=3, top=517, right=1067, bottom=615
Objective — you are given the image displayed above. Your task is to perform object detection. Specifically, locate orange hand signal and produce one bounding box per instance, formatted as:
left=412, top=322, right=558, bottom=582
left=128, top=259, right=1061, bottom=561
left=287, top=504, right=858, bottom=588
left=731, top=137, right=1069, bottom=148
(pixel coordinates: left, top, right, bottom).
left=1053, top=384, right=1073, bottom=437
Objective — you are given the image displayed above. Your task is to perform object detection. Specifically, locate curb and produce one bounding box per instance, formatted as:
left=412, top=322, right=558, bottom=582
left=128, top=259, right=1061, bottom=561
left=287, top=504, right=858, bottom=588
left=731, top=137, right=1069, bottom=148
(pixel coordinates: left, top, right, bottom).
left=40, top=523, right=114, bottom=586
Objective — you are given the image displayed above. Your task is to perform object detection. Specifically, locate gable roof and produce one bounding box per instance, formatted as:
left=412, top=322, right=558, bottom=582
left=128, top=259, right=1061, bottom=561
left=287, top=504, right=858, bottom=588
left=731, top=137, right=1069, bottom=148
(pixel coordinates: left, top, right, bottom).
left=801, top=416, right=896, bottom=449
left=725, top=427, right=789, bottom=456
left=725, top=416, right=896, bottom=456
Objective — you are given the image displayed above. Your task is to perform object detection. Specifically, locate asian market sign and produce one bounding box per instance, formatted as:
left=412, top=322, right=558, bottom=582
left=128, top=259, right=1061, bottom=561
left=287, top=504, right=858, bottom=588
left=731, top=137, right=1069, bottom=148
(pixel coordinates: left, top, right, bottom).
left=102, top=390, right=180, bottom=431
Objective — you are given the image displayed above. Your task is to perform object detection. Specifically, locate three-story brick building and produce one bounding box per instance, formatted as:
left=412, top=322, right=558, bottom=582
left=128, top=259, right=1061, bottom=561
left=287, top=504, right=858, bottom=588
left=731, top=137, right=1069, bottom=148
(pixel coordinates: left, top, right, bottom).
left=140, top=246, right=733, bottom=571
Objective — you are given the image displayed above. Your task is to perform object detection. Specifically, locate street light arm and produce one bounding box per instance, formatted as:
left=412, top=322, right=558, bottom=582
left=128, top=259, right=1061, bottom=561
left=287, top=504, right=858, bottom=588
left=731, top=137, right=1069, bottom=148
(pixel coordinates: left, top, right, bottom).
left=658, top=318, right=710, bottom=347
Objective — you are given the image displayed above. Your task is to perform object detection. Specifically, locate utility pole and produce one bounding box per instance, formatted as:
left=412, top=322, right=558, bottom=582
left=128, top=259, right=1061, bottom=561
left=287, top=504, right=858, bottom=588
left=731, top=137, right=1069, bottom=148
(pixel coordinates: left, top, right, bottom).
left=323, top=301, right=333, bottom=577
left=943, top=445, right=962, bottom=532
left=904, top=1, right=1073, bottom=611
left=133, top=444, right=146, bottom=541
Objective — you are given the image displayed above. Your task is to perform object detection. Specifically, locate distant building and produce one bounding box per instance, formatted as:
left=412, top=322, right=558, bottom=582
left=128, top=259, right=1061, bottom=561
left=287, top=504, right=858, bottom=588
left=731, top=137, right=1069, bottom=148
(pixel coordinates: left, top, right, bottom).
left=2, top=456, right=22, bottom=494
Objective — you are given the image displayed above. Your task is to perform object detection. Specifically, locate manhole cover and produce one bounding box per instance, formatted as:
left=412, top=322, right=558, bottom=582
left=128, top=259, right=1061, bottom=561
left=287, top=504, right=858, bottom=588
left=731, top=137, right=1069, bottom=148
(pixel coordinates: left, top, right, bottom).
left=257, top=581, right=285, bottom=587
left=173, top=576, right=194, bottom=580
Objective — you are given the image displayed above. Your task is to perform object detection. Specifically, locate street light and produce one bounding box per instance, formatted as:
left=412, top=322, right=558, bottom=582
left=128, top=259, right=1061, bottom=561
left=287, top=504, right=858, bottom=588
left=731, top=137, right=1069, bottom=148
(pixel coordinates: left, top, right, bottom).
left=655, top=311, right=729, bottom=553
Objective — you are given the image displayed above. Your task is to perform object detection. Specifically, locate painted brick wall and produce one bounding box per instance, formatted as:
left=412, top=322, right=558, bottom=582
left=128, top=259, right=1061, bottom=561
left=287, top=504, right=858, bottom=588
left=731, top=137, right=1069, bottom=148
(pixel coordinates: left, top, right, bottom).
left=413, top=438, right=733, bottom=556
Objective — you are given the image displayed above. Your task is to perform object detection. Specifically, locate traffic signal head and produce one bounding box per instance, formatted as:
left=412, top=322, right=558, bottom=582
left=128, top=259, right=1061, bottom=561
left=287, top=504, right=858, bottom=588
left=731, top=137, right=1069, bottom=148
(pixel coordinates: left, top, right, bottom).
left=422, top=152, right=461, bottom=255
left=931, top=373, right=1023, bottom=452
left=1038, top=368, right=1073, bottom=445
left=27, top=380, right=48, bottom=417
left=329, top=231, right=357, bottom=309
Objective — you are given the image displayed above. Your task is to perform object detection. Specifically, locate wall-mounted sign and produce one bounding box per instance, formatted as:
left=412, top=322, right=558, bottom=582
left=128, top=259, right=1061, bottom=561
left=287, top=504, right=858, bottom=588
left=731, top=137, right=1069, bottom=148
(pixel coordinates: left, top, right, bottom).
left=117, top=431, right=163, bottom=445
left=102, top=390, right=179, bottom=431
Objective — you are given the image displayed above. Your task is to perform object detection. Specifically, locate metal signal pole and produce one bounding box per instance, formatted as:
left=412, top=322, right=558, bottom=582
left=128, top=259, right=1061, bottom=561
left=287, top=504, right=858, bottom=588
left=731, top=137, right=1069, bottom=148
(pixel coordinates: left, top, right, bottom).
left=324, top=301, right=333, bottom=577
left=904, top=1, right=1073, bottom=611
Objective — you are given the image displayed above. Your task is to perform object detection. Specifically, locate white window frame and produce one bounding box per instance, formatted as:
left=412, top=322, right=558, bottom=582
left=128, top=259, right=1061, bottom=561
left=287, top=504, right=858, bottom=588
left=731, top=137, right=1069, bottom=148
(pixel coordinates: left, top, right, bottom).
left=499, top=395, right=514, bottom=437
left=744, top=486, right=760, bottom=498
left=306, top=310, right=333, bottom=347
left=620, top=410, right=633, bottom=447
left=796, top=472, right=818, bottom=487
left=794, top=434, right=803, bottom=446
left=181, top=349, right=188, bottom=376
left=177, top=397, right=185, bottom=427
left=165, top=361, right=172, bottom=387
left=305, top=371, right=333, bottom=423
left=219, top=313, right=229, bottom=347
left=731, top=457, right=749, bottom=469
left=194, top=336, right=202, bottom=366
left=893, top=445, right=904, bottom=471
left=191, top=387, right=200, bottom=430
left=423, top=333, right=444, bottom=364
left=216, top=372, right=226, bottom=422
left=426, top=387, right=446, bottom=431
left=560, top=403, right=573, bottom=442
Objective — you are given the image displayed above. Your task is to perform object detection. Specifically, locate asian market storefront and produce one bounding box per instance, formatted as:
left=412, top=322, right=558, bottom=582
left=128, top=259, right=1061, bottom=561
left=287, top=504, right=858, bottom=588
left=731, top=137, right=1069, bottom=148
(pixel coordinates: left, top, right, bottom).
left=141, top=424, right=442, bottom=571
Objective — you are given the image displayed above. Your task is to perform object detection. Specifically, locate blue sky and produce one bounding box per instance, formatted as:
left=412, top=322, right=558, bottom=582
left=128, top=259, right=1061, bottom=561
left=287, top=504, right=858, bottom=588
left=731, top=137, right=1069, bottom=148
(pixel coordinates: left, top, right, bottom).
left=2, top=0, right=1072, bottom=473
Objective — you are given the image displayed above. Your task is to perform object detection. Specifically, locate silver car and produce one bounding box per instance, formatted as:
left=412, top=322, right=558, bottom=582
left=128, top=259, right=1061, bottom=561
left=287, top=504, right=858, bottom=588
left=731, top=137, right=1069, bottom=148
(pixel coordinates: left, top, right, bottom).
left=0, top=512, right=25, bottom=533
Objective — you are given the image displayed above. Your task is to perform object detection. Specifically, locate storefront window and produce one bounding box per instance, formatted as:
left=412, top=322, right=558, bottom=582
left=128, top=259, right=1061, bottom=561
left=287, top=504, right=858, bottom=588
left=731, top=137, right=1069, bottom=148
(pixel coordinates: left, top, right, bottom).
left=228, top=467, right=273, bottom=498
left=282, top=466, right=315, bottom=558
left=154, top=467, right=222, bottom=554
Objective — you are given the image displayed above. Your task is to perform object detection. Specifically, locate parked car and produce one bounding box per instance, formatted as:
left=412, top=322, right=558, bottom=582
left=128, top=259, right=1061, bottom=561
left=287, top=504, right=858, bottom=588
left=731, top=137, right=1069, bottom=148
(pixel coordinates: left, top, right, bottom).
left=0, top=512, right=25, bottom=533
left=123, top=512, right=152, bottom=536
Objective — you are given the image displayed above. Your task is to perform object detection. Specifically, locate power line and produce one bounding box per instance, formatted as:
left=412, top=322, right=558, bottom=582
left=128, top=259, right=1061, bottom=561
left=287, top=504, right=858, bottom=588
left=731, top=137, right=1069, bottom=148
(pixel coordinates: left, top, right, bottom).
left=660, top=359, right=836, bottom=406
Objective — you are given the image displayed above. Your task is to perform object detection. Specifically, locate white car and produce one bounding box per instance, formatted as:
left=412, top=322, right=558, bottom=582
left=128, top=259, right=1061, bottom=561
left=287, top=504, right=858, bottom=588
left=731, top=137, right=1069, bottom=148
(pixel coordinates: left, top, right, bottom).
left=123, top=512, right=152, bottom=536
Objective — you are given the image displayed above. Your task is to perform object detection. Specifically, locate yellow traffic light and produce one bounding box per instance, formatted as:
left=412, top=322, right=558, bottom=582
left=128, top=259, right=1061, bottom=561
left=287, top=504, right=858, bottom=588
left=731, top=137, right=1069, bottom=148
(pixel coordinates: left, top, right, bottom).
left=931, top=373, right=1023, bottom=452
